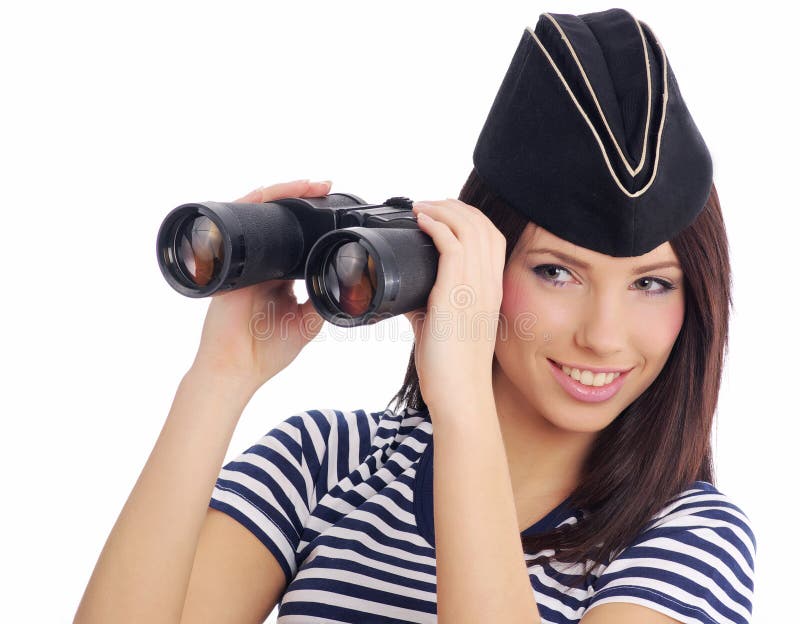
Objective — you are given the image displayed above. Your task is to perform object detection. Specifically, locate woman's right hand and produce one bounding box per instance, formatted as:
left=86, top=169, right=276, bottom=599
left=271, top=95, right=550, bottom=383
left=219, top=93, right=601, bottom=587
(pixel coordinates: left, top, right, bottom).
left=189, top=179, right=332, bottom=394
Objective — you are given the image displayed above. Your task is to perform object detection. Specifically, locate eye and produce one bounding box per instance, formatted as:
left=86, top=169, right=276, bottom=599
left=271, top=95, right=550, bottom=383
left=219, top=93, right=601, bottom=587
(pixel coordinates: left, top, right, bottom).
left=632, top=277, right=677, bottom=297
left=532, top=264, right=678, bottom=297
left=532, top=264, right=573, bottom=287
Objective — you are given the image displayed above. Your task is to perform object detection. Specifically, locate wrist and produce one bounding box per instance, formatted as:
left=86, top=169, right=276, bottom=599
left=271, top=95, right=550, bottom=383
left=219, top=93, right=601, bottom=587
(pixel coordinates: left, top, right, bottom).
left=182, top=364, right=261, bottom=410
left=426, top=384, right=496, bottom=424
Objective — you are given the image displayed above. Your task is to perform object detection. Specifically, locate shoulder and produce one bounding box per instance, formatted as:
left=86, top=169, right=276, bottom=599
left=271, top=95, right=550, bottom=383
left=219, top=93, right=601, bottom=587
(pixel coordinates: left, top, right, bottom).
left=628, top=480, right=757, bottom=583
left=271, top=406, right=385, bottom=442
left=643, top=481, right=756, bottom=558
left=275, top=404, right=431, bottom=459
left=586, top=481, right=756, bottom=623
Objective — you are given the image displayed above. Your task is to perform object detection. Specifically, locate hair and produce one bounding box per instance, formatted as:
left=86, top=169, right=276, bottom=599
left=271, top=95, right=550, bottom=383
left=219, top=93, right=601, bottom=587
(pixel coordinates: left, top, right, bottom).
left=386, top=167, right=731, bottom=586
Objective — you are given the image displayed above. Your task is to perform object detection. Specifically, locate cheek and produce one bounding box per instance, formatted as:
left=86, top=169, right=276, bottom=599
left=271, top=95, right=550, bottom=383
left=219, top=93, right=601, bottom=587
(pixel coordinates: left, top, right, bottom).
left=632, top=295, right=685, bottom=360
left=500, top=271, right=527, bottom=317
left=500, top=270, right=577, bottom=335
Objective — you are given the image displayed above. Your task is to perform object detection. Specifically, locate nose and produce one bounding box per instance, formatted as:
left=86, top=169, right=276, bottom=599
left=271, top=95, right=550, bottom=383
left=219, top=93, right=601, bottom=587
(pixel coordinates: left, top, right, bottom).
left=574, top=290, right=627, bottom=358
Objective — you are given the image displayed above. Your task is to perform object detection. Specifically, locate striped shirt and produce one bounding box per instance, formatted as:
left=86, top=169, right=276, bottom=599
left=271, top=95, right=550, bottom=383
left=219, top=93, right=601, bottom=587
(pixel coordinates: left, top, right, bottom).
left=209, top=406, right=756, bottom=623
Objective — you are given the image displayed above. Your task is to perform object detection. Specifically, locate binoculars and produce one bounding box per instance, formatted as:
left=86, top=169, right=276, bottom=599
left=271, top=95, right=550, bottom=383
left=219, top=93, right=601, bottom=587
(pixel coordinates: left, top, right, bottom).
left=156, top=193, right=439, bottom=327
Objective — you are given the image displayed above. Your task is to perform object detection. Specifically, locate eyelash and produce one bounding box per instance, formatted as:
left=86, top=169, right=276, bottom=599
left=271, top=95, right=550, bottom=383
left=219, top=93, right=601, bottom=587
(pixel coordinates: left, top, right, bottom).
left=532, top=264, right=678, bottom=297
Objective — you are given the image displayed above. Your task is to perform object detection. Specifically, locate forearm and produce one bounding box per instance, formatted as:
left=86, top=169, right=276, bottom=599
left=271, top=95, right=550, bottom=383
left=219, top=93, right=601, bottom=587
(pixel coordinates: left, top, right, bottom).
left=74, top=368, right=256, bottom=624
left=431, top=391, right=542, bottom=624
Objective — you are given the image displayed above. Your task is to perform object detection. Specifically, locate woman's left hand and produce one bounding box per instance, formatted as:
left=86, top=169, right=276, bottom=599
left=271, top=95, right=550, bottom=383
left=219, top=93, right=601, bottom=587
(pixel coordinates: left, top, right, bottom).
left=409, top=199, right=506, bottom=416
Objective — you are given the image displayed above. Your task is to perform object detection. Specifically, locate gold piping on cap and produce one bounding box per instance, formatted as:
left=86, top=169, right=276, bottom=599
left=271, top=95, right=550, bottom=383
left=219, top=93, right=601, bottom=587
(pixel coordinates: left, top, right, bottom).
left=542, top=12, right=652, bottom=177
left=525, top=20, right=669, bottom=199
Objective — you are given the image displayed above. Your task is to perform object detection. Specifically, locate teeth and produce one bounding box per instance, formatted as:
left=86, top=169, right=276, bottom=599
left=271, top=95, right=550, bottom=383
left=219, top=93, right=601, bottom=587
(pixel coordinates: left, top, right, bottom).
left=561, top=364, right=620, bottom=387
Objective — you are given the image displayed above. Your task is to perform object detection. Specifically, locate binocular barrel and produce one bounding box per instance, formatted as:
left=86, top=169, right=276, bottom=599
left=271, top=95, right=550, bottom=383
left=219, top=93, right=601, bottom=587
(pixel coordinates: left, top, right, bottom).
left=156, top=193, right=439, bottom=327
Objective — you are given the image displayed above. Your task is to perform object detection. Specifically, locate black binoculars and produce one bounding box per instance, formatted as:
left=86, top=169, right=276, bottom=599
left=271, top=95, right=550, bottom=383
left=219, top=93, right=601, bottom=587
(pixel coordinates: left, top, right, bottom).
left=156, top=193, right=438, bottom=327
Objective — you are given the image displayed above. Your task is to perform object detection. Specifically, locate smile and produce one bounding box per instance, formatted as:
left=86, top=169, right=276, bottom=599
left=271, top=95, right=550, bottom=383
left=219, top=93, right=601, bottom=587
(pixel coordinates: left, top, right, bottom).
left=547, top=359, right=631, bottom=403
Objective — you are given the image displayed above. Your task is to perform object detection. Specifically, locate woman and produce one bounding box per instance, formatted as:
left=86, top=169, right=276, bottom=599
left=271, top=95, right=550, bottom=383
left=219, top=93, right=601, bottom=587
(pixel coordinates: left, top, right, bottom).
left=74, top=8, right=755, bottom=624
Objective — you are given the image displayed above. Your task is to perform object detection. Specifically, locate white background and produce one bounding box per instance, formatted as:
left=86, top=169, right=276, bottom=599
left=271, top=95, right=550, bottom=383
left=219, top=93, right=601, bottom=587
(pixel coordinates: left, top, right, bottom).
left=1, top=1, right=795, bottom=622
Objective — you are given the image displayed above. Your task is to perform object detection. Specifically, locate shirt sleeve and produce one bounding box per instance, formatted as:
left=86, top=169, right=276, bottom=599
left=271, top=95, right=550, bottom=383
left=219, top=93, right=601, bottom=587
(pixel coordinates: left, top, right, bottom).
left=208, top=408, right=334, bottom=586
left=583, top=486, right=756, bottom=624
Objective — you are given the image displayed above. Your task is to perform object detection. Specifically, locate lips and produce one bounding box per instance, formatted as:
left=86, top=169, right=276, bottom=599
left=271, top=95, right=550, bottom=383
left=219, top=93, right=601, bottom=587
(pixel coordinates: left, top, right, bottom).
left=547, top=358, right=631, bottom=403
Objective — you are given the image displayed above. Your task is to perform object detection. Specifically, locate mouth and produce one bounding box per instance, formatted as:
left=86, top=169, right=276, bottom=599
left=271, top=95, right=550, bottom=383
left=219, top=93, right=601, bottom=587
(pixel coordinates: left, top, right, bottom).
left=547, top=358, right=632, bottom=403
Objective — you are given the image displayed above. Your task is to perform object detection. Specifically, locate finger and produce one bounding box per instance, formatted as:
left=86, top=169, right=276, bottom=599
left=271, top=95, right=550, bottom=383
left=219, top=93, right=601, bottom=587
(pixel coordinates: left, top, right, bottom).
left=415, top=212, right=464, bottom=288
left=233, top=180, right=306, bottom=202
left=233, top=179, right=331, bottom=203
left=300, top=180, right=333, bottom=198
left=415, top=199, right=501, bottom=248
left=415, top=201, right=489, bottom=284
left=256, top=180, right=331, bottom=202
left=424, top=199, right=505, bottom=277
left=413, top=201, right=480, bottom=243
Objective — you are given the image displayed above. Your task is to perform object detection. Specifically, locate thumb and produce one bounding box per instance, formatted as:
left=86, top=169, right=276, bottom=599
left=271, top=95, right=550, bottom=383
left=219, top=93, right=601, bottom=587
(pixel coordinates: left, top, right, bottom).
left=296, top=298, right=326, bottom=345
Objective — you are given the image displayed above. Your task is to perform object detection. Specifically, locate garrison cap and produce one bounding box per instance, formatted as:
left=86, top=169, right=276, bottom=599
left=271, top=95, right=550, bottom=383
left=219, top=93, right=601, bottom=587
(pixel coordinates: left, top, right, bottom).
left=472, top=8, right=713, bottom=257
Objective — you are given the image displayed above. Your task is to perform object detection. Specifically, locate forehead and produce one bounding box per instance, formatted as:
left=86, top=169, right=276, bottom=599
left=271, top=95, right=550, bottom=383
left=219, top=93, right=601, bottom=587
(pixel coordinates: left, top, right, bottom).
left=515, top=223, right=680, bottom=266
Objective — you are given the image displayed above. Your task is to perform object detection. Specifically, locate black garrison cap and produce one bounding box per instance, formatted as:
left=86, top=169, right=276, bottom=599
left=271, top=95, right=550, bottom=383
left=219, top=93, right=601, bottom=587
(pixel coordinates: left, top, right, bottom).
left=472, top=8, right=713, bottom=257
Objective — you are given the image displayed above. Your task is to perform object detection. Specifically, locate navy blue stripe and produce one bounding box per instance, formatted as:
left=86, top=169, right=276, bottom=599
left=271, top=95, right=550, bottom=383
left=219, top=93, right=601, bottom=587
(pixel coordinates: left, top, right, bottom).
left=355, top=408, right=373, bottom=461
left=334, top=410, right=352, bottom=481
left=279, top=599, right=434, bottom=623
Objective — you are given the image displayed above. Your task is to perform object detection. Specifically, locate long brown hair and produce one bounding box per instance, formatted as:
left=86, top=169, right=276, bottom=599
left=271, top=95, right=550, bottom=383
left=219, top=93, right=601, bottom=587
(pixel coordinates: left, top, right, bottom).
left=386, top=167, right=730, bottom=585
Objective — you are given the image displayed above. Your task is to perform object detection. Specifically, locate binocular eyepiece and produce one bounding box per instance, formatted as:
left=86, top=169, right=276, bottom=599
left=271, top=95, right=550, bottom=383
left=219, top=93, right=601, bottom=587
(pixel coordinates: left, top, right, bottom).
left=156, top=193, right=439, bottom=327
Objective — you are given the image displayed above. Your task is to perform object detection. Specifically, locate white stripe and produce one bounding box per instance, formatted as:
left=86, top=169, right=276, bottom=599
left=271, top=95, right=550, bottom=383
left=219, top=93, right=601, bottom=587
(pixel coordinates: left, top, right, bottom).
left=345, top=412, right=362, bottom=470
left=300, top=409, right=330, bottom=465
left=326, top=410, right=340, bottom=491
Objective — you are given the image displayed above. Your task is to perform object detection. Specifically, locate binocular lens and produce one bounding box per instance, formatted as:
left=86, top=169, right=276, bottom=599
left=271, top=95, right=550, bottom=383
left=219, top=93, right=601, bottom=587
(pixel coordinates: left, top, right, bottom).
left=323, top=241, right=378, bottom=316
left=175, top=215, right=225, bottom=286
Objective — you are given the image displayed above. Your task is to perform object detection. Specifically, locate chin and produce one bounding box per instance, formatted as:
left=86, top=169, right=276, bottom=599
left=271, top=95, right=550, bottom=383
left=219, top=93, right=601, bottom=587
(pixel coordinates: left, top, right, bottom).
left=549, top=409, right=620, bottom=434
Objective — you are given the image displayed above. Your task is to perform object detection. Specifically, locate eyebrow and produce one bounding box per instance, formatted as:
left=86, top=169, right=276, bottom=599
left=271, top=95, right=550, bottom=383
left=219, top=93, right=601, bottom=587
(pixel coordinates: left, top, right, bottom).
left=526, top=247, right=682, bottom=275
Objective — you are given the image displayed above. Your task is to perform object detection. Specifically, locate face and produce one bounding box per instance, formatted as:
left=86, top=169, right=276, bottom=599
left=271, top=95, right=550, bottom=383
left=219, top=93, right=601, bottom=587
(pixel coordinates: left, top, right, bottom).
left=493, top=223, right=685, bottom=434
